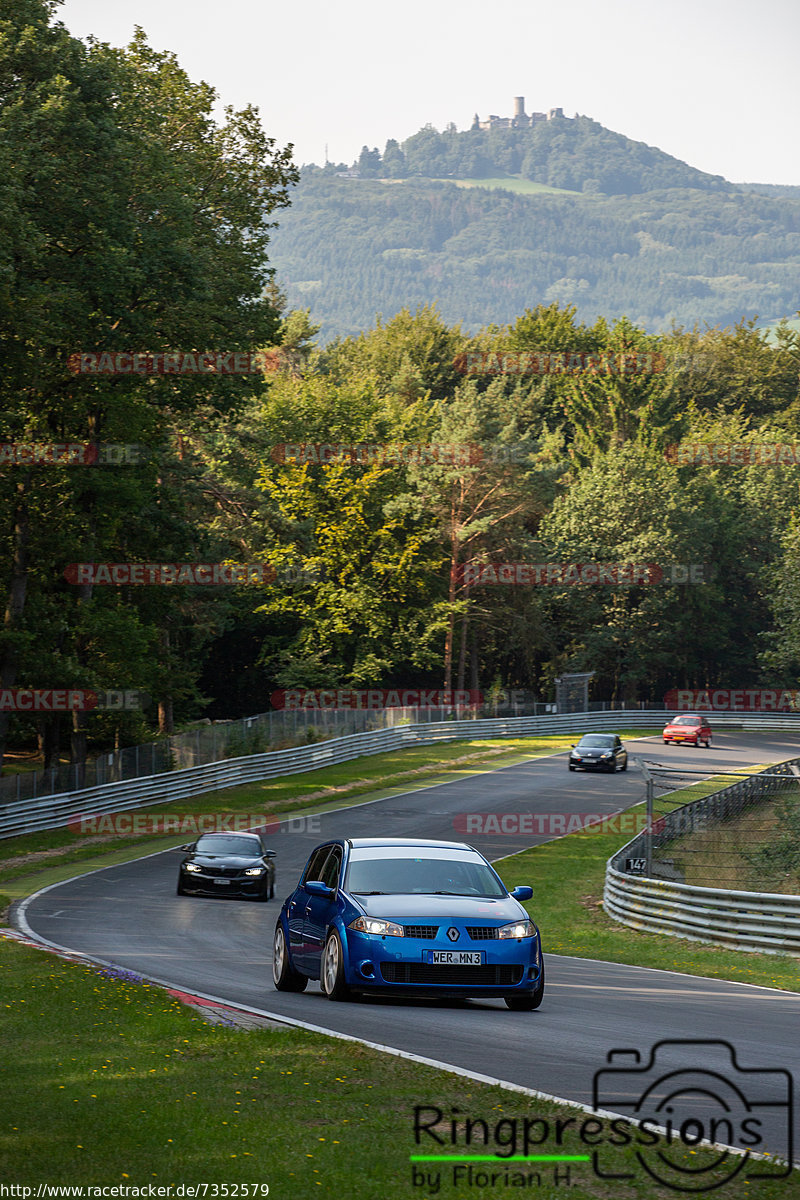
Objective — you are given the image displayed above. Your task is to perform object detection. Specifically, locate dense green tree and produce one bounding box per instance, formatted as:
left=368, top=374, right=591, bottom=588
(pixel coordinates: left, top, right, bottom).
left=761, top=518, right=800, bottom=683
left=537, top=445, right=770, bottom=699
left=0, top=2, right=296, bottom=769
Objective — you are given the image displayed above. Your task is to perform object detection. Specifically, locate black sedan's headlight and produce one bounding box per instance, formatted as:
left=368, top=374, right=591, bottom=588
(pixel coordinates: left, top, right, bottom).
left=184, top=863, right=202, bottom=873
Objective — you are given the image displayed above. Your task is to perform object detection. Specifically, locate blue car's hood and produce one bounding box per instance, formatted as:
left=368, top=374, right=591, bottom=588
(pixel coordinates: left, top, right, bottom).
left=350, top=893, right=528, bottom=922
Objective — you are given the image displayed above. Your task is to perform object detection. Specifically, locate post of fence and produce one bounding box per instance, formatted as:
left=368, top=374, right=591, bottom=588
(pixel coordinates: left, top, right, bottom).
left=640, top=758, right=654, bottom=875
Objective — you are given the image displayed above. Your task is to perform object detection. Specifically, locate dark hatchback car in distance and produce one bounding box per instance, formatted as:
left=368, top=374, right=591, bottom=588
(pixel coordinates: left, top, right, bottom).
left=176, top=831, right=276, bottom=900
left=568, top=733, right=628, bottom=772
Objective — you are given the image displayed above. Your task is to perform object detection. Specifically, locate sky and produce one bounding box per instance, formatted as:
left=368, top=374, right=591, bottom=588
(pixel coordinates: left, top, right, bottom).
left=58, top=0, right=800, bottom=185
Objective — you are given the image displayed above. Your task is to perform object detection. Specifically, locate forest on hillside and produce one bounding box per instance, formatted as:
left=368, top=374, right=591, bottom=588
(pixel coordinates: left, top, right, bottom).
left=268, top=173, right=800, bottom=341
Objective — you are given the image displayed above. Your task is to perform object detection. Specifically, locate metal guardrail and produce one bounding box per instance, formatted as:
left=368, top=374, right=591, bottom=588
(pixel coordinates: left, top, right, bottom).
left=3, top=708, right=800, bottom=841
left=604, top=757, right=800, bottom=954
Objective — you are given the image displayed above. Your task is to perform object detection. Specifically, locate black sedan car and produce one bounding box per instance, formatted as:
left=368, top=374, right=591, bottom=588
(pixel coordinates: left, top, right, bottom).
left=568, top=733, right=628, bottom=772
left=176, top=832, right=276, bottom=900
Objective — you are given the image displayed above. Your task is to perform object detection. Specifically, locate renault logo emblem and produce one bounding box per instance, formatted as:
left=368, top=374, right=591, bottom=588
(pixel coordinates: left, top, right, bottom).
left=447, top=927, right=460, bottom=942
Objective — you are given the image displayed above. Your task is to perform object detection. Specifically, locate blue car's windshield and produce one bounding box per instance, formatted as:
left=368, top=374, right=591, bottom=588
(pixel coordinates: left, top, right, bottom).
left=345, top=850, right=506, bottom=898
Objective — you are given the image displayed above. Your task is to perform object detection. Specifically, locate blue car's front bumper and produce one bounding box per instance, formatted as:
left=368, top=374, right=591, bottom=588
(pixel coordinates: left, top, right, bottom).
left=341, top=927, right=543, bottom=997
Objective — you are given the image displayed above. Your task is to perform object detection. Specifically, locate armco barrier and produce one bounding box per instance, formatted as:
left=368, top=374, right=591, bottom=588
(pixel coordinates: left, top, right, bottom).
left=2, top=709, right=799, bottom=841
left=604, top=756, right=800, bottom=954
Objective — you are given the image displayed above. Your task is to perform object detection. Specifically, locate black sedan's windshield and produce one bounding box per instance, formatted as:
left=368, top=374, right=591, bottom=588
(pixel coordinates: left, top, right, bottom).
left=194, top=835, right=261, bottom=855
left=345, top=853, right=506, bottom=897
left=577, top=735, right=615, bottom=748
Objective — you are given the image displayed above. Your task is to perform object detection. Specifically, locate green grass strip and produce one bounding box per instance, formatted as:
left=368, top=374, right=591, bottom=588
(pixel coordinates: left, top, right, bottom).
left=410, top=1154, right=592, bottom=1162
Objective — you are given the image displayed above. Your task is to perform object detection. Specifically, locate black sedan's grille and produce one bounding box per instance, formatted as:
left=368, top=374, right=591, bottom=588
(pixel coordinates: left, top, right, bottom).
left=202, top=865, right=241, bottom=877
left=466, top=926, right=499, bottom=940
left=403, top=925, right=439, bottom=939
left=380, top=963, right=523, bottom=986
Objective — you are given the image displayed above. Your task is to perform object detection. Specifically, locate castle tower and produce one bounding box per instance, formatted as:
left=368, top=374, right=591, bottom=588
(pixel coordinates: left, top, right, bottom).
left=514, top=96, right=525, bottom=118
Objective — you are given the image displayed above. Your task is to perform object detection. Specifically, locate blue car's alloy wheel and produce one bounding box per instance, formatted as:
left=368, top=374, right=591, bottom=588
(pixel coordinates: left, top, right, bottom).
left=322, top=930, right=351, bottom=1001
left=272, top=922, right=307, bottom=993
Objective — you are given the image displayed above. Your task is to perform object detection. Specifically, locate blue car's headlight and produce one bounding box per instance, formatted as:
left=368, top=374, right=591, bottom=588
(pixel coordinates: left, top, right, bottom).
left=498, top=920, right=537, bottom=940
left=348, top=916, right=404, bottom=937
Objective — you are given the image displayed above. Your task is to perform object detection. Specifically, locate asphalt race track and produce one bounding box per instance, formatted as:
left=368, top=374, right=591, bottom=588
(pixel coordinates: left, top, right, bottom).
left=18, top=732, right=800, bottom=1162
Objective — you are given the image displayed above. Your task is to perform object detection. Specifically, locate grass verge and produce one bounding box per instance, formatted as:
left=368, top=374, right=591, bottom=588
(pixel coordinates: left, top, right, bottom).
left=1, top=935, right=796, bottom=1197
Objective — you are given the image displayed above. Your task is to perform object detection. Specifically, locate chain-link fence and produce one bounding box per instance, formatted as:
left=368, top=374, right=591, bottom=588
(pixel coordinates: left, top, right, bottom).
left=643, top=763, right=800, bottom=894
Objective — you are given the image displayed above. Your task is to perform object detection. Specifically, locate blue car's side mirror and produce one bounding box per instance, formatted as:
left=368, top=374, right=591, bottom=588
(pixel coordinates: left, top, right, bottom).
left=305, top=880, right=335, bottom=898
left=511, top=885, right=533, bottom=902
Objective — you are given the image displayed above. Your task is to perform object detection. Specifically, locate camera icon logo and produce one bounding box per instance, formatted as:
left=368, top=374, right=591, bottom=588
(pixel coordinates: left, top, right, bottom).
left=592, top=1039, right=793, bottom=1192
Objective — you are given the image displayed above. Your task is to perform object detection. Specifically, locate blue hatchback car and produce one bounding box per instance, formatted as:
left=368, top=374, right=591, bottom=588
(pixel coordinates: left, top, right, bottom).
left=272, top=837, right=544, bottom=1010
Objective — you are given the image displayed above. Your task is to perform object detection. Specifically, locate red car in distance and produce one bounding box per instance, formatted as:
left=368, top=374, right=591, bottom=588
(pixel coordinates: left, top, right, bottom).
left=663, top=713, right=712, bottom=747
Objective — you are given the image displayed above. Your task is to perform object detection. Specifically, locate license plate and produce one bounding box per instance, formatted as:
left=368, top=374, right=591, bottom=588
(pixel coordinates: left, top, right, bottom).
left=425, top=950, right=483, bottom=965
left=213, top=878, right=231, bottom=886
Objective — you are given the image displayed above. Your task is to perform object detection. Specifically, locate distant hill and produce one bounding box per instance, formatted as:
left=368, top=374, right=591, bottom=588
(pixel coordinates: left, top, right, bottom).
left=267, top=116, right=800, bottom=342
left=353, top=114, right=734, bottom=198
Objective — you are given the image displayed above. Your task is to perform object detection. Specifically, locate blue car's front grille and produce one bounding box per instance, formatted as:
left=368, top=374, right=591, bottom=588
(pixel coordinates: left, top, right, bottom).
left=380, top=963, right=523, bottom=986
left=403, top=925, right=439, bottom=939
left=466, top=926, right=499, bottom=940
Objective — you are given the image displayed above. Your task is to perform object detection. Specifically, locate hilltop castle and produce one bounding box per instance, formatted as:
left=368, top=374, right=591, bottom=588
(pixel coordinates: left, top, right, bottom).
left=472, top=98, right=566, bottom=132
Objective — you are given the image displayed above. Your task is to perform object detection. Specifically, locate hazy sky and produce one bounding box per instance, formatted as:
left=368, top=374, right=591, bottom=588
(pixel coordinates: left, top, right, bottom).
left=59, top=0, right=800, bottom=185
